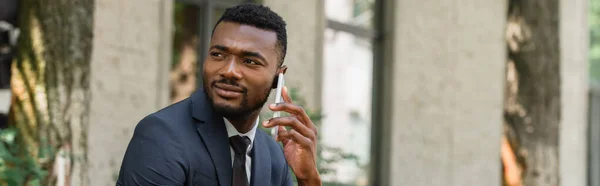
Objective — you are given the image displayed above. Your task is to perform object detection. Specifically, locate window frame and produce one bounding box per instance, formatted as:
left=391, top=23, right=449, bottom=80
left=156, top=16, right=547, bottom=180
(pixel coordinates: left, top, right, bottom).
left=589, top=83, right=600, bottom=186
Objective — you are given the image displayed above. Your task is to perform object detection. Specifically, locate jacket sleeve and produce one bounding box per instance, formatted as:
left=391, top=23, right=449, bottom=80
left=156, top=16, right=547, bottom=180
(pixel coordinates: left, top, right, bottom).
left=282, top=163, right=294, bottom=186
left=116, top=115, right=188, bottom=186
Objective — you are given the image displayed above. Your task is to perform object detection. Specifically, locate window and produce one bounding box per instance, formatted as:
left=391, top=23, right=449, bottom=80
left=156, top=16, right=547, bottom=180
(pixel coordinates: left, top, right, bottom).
left=170, top=0, right=250, bottom=103
left=321, top=0, right=378, bottom=185
left=591, top=0, right=600, bottom=83
left=589, top=0, right=600, bottom=185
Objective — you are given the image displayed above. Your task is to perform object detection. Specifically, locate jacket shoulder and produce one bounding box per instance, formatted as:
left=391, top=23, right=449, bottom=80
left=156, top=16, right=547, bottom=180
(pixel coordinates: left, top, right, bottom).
left=153, top=97, right=192, bottom=120
left=130, top=97, right=198, bottom=147
left=256, top=129, right=287, bottom=162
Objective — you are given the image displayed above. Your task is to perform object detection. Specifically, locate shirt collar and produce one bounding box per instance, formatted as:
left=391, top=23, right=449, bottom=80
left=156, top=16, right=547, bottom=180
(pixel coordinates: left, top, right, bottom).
left=223, top=116, right=259, bottom=148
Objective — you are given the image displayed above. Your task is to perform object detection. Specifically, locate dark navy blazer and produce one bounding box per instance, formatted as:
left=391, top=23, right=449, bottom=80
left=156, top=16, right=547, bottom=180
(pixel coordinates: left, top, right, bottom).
left=116, top=89, right=293, bottom=186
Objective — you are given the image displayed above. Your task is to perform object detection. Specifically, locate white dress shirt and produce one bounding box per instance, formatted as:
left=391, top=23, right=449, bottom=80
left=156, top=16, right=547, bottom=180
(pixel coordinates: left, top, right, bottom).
left=223, top=116, right=259, bottom=183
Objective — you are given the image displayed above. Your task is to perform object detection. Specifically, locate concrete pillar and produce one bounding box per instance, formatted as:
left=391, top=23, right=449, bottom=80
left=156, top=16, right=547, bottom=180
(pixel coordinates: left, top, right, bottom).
left=559, top=0, right=589, bottom=185
left=261, top=0, right=324, bottom=110
left=88, top=0, right=171, bottom=185
left=377, top=0, right=506, bottom=185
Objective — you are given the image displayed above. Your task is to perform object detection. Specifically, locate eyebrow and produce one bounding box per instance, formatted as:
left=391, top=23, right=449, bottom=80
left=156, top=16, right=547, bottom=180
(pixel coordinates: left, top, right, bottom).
left=210, top=45, right=268, bottom=64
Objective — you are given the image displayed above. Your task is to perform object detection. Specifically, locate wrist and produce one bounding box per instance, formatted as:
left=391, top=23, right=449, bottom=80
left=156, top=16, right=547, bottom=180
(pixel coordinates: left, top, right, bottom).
left=298, top=172, right=321, bottom=186
left=298, top=178, right=321, bottom=186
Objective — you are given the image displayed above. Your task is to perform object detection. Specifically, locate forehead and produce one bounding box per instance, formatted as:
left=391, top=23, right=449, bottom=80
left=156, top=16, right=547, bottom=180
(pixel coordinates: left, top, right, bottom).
left=211, top=22, right=278, bottom=55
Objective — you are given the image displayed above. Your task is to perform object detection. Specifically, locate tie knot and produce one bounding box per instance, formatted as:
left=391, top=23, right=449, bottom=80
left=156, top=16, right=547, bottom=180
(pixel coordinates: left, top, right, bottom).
left=229, top=135, right=251, bottom=154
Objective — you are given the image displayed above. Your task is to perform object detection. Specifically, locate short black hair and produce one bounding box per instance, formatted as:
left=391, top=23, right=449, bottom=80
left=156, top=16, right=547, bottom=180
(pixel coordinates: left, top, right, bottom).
left=212, top=3, right=287, bottom=66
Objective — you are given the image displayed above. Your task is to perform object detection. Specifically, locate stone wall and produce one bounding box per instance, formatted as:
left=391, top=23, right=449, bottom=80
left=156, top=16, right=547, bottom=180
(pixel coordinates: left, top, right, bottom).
left=380, top=1, right=506, bottom=185
left=559, top=0, right=589, bottom=185
left=87, top=0, right=171, bottom=185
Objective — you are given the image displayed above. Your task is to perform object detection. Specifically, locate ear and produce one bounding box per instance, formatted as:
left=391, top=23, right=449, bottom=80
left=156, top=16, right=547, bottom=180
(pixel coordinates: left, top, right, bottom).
left=279, top=65, right=288, bottom=74
left=271, top=65, right=288, bottom=89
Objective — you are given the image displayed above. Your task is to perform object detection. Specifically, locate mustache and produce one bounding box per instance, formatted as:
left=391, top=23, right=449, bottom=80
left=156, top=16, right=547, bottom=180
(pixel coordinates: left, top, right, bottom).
left=212, top=78, right=247, bottom=92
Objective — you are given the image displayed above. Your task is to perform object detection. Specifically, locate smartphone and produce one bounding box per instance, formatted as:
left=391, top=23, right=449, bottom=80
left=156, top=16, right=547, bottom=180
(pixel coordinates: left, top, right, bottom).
left=271, top=73, right=285, bottom=138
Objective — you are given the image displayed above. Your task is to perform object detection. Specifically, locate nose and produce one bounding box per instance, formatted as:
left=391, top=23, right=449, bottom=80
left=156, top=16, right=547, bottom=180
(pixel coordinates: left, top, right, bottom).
left=219, top=58, right=243, bottom=80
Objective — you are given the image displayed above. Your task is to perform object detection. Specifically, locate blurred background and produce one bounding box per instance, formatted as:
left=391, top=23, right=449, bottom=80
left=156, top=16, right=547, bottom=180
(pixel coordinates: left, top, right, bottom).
left=0, top=0, right=597, bottom=186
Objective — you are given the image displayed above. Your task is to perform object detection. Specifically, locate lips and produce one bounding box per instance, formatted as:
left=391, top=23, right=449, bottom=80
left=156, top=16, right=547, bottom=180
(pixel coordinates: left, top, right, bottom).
left=213, top=82, right=244, bottom=98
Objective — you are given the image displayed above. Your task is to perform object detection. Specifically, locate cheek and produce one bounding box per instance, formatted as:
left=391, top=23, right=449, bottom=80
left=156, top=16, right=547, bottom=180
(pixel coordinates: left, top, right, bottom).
left=203, top=61, right=215, bottom=73
left=246, top=75, right=274, bottom=96
left=202, top=61, right=220, bottom=81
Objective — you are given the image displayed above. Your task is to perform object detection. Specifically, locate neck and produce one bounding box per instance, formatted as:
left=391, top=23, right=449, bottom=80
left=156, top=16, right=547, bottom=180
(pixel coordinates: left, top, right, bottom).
left=226, top=110, right=260, bottom=133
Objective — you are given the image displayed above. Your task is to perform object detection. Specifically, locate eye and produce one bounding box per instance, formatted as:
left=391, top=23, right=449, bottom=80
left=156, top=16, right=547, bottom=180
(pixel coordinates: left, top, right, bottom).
left=243, top=59, right=260, bottom=65
left=210, top=52, right=225, bottom=59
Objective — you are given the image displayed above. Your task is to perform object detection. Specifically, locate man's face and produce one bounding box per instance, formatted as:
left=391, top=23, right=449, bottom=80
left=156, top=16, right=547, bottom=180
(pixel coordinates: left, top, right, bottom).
left=203, top=21, right=284, bottom=119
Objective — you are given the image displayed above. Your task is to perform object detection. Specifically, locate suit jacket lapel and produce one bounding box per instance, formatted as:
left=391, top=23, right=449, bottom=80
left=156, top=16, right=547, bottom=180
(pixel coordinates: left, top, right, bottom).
left=251, top=131, right=272, bottom=186
left=191, top=89, right=232, bottom=186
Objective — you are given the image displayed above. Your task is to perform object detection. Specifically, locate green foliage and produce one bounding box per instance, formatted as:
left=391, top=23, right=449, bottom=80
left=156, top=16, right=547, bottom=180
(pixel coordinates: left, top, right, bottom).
left=259, top=87, right=361, bottom=185
left=590, top=0, right=600, bottom=82
left=0, top=128, right=48, bottom=186
left=351, top=0, right=375, bottom=28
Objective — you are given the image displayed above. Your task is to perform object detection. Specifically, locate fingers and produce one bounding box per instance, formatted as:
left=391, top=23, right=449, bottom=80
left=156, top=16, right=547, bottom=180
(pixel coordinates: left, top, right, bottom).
left=277, top=126, right=291, bottom=145
left=263, top=116, right=316, bottom=141
left=267, top=86, right=319, bottom=147
left=269, top=102, right=305, bottom=118
left=268, top=103, right=316, bottom=134
left=276, top=129, right=312, bottom=147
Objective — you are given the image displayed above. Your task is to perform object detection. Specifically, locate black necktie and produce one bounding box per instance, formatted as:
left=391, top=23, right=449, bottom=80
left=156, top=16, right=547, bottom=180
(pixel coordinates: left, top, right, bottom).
left=229, top=135, right=251, bottom=186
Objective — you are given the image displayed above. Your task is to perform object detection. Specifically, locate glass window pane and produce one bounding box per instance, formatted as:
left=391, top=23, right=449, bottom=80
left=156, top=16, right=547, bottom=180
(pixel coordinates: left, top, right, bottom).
left=171, top=2, right=200, bottom=104
left=321, top=28, right=373, bottom=185
left=326, top=0, right=375, bottom=29
left=591, top=0, right=600, bottom=82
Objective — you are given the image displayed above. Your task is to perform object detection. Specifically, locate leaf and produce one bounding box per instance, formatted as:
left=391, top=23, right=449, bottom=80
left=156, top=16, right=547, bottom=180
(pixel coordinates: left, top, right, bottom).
left=0, top=129, right=18, bottom=145
left=0, top=143, right=11, bottom=158
left=2, top=168, right=26, bottom=186
left=28, top=179, right=42, bottom=186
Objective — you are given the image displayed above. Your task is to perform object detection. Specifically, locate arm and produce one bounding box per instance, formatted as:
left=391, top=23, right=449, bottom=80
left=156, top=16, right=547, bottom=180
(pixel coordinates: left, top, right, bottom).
left=116, top=115, right=187, bottom=186
left=281, top=165, right=320, bottom=186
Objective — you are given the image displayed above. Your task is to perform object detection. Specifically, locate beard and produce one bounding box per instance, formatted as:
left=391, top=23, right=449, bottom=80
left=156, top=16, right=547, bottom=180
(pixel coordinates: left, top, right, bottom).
left=203, top=77, right=272, bottom=120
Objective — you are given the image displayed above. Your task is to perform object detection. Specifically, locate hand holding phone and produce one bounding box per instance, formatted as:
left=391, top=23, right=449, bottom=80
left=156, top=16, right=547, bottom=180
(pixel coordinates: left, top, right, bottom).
left=262, top=76, right=321, bottom=183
